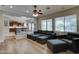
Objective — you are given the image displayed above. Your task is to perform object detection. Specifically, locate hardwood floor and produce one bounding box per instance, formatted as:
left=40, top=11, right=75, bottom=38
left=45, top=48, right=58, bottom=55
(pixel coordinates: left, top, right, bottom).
left=0, top=37, right=73, bottom=54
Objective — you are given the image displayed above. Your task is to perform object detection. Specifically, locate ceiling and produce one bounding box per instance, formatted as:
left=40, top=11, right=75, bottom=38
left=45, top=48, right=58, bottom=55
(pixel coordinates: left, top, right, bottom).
left=0, top=5, right=78, bottom=17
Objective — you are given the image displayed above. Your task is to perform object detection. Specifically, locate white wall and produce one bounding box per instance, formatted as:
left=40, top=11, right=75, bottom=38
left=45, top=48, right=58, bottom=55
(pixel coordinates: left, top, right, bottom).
left=0, top=14, right=4, bottom=42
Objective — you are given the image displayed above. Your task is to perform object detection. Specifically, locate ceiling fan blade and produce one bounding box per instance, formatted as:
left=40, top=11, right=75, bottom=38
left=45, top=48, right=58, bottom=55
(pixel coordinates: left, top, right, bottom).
left=38, top=10, right=43, bottom=15
left=38, top=12, right=43, bottom=15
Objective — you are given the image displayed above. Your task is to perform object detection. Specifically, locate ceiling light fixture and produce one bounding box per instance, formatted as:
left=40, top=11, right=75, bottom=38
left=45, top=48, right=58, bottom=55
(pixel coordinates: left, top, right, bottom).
left=32, top=5, right=43, bottom=17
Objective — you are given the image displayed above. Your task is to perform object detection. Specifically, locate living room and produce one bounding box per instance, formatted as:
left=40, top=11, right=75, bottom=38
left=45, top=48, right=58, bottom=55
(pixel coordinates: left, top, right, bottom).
left=0, top=5, right=79, bottom=54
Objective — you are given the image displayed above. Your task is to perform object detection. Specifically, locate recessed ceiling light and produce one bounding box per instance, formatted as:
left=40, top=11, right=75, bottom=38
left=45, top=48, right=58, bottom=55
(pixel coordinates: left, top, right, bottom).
left=26, top=10, right=29, bottom=13
left=10, top=6, right=13, bottom=8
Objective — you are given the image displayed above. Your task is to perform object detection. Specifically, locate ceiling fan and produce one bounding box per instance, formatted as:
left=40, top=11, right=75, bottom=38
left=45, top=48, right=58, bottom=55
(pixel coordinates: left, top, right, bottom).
left=32, top=5, right=43, bottom=17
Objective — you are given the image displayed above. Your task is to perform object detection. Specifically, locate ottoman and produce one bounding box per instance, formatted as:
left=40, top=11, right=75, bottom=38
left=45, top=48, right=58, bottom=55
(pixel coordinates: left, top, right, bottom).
left=36, top=35, right=49, bottom=44
left=31, top=34, right=41, bottom=41
left=47, top=39, right=67, bottom=53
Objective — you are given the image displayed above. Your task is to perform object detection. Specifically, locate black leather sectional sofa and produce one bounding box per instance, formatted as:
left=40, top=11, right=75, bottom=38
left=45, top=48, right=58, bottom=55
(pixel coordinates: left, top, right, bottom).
left=27, top=30, right=79, bottom=53
left=47, top=32, right=79, bottom=53
left=62, top=32, right=79, bottom=53
left=27, top=30, right=56, bottom=44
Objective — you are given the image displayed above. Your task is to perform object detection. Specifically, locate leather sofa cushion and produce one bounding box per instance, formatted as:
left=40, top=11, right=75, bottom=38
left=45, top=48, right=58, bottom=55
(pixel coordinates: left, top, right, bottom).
left=34, top=30, right=54, bottom=35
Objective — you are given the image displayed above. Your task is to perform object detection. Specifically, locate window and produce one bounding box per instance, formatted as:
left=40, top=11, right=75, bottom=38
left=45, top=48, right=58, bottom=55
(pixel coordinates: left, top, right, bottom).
left=55, top=15, right=77, bottom=32
left=41, top=19, right=52, bottom=31
left=47, top=19, right=52, bottom=31
left=41, top=20, right=47, bottom=30
left=55, top=17, right=64, bottom=31
left=65, top=15, right=77, bottom=32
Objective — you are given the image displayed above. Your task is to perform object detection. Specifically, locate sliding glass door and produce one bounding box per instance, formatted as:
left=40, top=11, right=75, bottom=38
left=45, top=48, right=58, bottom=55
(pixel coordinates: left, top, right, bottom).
left=28, top=23, right=34, bottom=33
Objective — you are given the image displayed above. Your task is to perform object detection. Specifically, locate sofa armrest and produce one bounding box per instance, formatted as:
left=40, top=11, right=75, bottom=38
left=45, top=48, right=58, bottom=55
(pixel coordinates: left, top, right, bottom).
left=72, top=38, right=79, bottom=40
left=72, top=38, right=79, bottom=44
left=71, top=38, right=79, bottom=52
